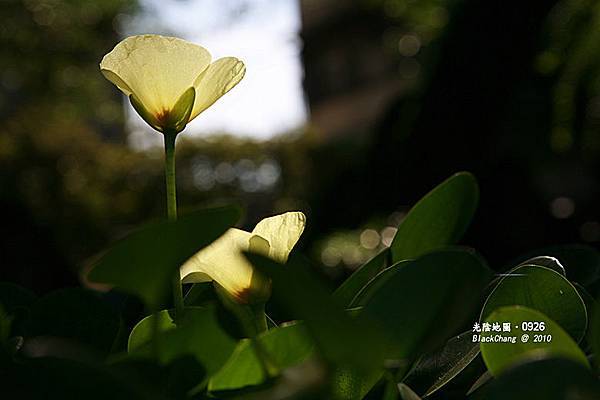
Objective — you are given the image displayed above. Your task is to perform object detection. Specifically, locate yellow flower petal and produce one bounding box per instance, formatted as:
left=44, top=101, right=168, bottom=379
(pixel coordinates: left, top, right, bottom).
left=251, top=211, right=306, bottom=263
left=100, top=35, right=211, bottom=121
left=181, top=228, right=254, bottom=301
left=190, top=57, right=246, bottom=120
left=180, top=212, right=305, bottom=304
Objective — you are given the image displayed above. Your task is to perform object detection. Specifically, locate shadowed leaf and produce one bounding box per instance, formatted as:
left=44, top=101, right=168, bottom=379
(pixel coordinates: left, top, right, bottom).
left=88, top=205, right=241, bottom=309
left=390, top=172, right=478, bottom=263
left=470, top=357, right=600, bottom=399
left=481, top=265, right=587, bottom=342
left=333, top=248, right=390, bottom=307
left=480, top=306, right=589, bottom=376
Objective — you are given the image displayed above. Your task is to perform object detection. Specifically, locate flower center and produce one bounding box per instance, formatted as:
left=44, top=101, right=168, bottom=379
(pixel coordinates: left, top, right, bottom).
left=155, top=108, right=172, bottom=126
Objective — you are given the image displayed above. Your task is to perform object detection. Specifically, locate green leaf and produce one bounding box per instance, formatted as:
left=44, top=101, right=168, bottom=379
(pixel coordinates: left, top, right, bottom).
left=348, top=260, right=412, bottom=307
left=590, top=298, right=600, bottom=371
left=512, top=244, right=600, bottom=286
left=390, top=172, right=478, bottom=263
left=246, top=254, right=387, bottom=370
left=479, top=306, right=589, bottom=376
left=466, top=371, right=491, bottom=396
left=404, top=330, right=481, bottom=397
left=573, top=282, right=596, bottom=352
left=481, top=256, right=566, bottom=308
left=24, top=288, right=120, bottom=356
left=128, top=311, right=176, bottom=353
left=128, top=306, right=236, bottom=375
left=470, top=357, right=600, bottom=399
left=213, top=360, right=328, bottom=400
left=88, top=205, right=241, bottom=309
left=398, top=383, right=422, bottom=400
left=360, top=248, right=491, bottom=362
left=246, top=253, right=389, bottom=399
left=381, top=374, right=399, bottom=400
left=214, top=286, right=268, bottom=338
left=209, top=322, right=314, bottom=392
left=333, top=248, right=390, bottom=307
left=253, top=255, right=387, bottom=366
left=515, top=255, right=565, bottom=275
left=480, top=265, right=587, bottom=342
left=406, top=262, right=568, bottom=397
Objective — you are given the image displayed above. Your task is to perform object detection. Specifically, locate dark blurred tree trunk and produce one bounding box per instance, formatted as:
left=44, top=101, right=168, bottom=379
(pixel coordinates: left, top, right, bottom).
left=366, top=0, right=564, bottom=265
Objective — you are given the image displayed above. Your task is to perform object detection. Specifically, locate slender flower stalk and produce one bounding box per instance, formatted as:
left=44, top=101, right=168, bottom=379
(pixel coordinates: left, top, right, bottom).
left=163, top=130, right=184, bottom=319
left=163, top=131, right=178, bottom=221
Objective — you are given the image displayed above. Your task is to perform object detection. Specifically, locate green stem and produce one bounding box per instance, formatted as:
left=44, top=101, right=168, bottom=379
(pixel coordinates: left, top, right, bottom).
left=164, top=131, right=178, bottom=221
left=164, top=131, right=184, bottom=321
left=247, top=303, right=278, bottom=378
left=251, top=303, right=268, bottom=334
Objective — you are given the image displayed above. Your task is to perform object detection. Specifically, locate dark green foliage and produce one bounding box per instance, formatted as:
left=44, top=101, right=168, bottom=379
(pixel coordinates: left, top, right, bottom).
left=512, top=245, right=600, bottom=287
left=88, top=205, right=241, bottom=309
left=403, top=330, right=481, bottom=397
left=333, top=248, right=390, bottom=307
left=470, top=357, right=600, bottom=399
left=481, top=265, right=587, bottom=342
left=208, top=322, right=314, bottom=393
left=128, top=306, right=236, bottom=376
left=4, top=356, right=161, bottom=399
left=360, top=249, right=491, bottom=363
left=0, top=282, right=36, bottom=337
left=390, top=172, right=479, bottom=263
left=23, top=288, right=121, bottom=357
left=479, top=306, right=589, bottom=376
left=2, top=172, right=599, bottom=399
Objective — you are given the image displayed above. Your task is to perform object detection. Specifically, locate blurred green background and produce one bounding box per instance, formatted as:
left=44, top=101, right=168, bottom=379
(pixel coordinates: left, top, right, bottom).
left=2, top=0, right=600, bottom=293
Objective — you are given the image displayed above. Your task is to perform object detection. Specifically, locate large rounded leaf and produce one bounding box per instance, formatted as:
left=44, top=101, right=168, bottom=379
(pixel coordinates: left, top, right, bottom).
left=246, top=253, right=389, bottom=399
left=333, top=248, right=390, bottom=307
left=348, top=260, right=413, bottom=307
left=514, top=255, right=566, bottom=275
left=87, top=205, right=240, bottom=309
left=390, top=172, right=478, bottom=263
left=512, top=244, right=600, bottom=286
left=209, top=322, right=314, bottom=393
left=481, top=265, right=587, bottom=342
left=404, top=330, right=481, bottom=397
left=479, top=306, right=589, bottom=376
left=471, top=357, right=600, bottom=399
left=128, top=310, right=176, bottom=352
left=398, top=383, right=422, bottom=400
left=591, top=300, right=600, bottom=370
left=361, top=248, right=491, bottom=362
left=128, top=306, right=236, bottom=375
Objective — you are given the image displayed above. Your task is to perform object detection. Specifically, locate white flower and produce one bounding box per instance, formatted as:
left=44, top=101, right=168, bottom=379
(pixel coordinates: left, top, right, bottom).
left=180, top=212, right=306, bottom=303
left=100, top=34, right=245, bottom=133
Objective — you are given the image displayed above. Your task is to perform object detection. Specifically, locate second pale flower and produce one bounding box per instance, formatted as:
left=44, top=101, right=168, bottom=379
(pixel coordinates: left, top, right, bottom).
left=180, top=212, right=306, bottom=304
